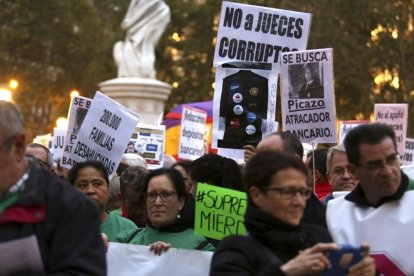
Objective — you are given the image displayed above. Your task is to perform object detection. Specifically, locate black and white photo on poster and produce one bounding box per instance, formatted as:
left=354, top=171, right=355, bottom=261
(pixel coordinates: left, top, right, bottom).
left=288, top=62, right=324, bottom=99
left=280, top=48, right=337, bottom=144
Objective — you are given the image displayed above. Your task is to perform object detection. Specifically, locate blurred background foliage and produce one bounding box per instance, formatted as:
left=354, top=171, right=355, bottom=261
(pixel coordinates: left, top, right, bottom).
left=0, top=0, right=413, bottom=138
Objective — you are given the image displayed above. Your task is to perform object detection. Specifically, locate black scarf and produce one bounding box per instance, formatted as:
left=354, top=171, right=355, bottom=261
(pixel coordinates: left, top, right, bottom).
left=244, top=205, right=328, bottom=262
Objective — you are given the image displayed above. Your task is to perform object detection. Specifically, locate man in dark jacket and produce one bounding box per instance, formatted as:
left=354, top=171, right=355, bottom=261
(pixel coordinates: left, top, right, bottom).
left=0, top=101, right=106, bottom=275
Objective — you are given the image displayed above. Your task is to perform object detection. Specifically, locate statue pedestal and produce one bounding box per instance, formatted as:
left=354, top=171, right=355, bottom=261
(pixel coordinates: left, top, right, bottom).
left=99, top=77, right=172, bottom=124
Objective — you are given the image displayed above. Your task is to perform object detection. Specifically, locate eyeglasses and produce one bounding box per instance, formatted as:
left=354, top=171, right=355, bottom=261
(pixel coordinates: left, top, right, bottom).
left=359, top=153, right=400, bottom=171
left=330, top=167, right=352, bottom=177
left=264, top=186, right=312, bottom=200
left=145, top=191, right=176, bottom=202
left=37, top=159, right=52, bottom=170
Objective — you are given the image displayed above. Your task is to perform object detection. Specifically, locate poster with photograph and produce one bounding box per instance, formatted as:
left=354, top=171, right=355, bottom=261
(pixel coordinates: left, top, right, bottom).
left=214, top=1, right=312, bottom=70
left=280, top=48, right=337, bottom=144
left=212, top=65, right=278, bottom=158
left=62, top=95, right=92, bottom=160
left=374, top=103, right=408, bottom=155
left=60, top=92, right=139, bottom=179
left=131, top=124, right=166, bottom=170
left=178, top=107, right=207, bottom=160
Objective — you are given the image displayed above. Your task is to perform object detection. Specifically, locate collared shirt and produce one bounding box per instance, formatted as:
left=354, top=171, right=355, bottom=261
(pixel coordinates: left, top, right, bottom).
left=345, top=171, right=409, bottom=208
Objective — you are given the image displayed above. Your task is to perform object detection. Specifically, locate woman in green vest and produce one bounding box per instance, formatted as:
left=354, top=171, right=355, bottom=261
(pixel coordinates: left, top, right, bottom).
left=117, top=168, right=214, bottom=254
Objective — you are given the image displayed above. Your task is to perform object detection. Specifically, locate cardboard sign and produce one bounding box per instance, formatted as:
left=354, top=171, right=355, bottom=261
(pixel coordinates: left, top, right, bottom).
left=61, top=92, right=138, bottom=178
left=374, top=103, right=408, bottom=155
left=178, top=107, right=207, bottom=160
left=338, top=120, right=370, bottom=143
left=130, top=123, right=166, bottom=170
left=214, top=1, right=312, bottom=69
left=401, top=138, right=414, bottom=165
left=194, top=183, right=247, bottom=240
left=280, top=48, right=337, bottom=144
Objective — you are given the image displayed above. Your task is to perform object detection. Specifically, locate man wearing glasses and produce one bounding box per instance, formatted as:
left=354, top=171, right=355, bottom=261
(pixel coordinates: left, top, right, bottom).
left=0, top=101, right=106, bottom=275
left=327, top=123, right=414, bottom=274
left=321, top=144, right=358, bottom=205
left=25, top=143, right=53, bottom=171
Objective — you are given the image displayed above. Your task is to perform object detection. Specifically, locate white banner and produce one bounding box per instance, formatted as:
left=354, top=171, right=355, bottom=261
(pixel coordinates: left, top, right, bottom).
left=374, top=103, right=408, bottom=156
left=61, top=92, right=138, bottom=179
left=401, top=138, right=414, bottom=165
left=107, top=243, right=212, bottom=276
left=280, top=48, right=337, bottom=144
left=338, top=120, right=370, bottom=143
left=130, top=124, right=166, bottom=170
left=212, top=66, right=278, bottom=157
left=214, top=1, right=312, bottom=69
left=178, top=107, right=207, bottom=160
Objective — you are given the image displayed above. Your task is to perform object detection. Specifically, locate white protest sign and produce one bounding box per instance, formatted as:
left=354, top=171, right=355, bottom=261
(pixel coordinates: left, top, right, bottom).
left=401, top=138, right=414, bottom=165
left=212, top=66, right=278, bottom=156
left=338, top=120, right=370, bottom=143
left=178, top=107, right=207, bottom=160
left=61, top=95, right=92, bottom=163
left=214, top=1, right=312, bottom=69
left=61, top=92, right=139, bottom=178
left=133, top=123, right=165, bottom=170
left=50, top=128, right=66, bottom=163
left=280, top=48, right=337, bottom=144
left=107, top=243, right=212, bottom=276
left=374, top=103, right=408, bottom=155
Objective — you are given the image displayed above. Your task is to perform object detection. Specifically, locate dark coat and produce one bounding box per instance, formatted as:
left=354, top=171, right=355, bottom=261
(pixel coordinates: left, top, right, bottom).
left=298, top=81, right=324, bottom=99
left=210, top=205, right=332, bottom=276
left=0, top=159, right=106, bottom=275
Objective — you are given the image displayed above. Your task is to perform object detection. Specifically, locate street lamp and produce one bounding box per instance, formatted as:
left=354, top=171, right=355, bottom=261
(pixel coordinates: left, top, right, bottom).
left=0, top=88, right=12, bottom=101
left=9, top=79, right=19, bottom=90
left=70, top=90, right=80, bottom=98
left=0, top=79, right=20, bottom=102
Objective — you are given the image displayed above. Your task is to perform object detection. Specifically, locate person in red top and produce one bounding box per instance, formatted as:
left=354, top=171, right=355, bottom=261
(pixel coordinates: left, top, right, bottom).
left=307, top=148, right=331, bottom=199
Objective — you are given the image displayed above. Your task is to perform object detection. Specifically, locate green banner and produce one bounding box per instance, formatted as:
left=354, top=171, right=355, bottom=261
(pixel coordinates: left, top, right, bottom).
left=194, top=183, right=247, bottom=240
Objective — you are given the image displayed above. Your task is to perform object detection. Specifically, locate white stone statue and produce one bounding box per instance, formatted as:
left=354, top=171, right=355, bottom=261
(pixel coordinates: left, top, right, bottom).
left=113, top=0, right=170, bottom=79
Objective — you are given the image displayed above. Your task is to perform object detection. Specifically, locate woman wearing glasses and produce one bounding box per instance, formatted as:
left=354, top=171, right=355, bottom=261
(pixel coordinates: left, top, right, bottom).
left=117, top=168, right=214, bottom=254
left=210, top=150, right=375, bottom=275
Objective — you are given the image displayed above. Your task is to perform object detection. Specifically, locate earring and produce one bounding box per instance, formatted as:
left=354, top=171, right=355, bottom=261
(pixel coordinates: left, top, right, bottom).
left=176, top=210, right=181, bottom=219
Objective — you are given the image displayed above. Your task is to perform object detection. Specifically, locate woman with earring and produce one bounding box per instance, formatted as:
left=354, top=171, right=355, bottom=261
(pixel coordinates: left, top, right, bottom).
left=117, top=168, right=214, bottom=255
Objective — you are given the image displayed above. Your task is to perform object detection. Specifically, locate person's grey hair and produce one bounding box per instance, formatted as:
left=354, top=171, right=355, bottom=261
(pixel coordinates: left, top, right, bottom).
left=0, top=101, right=24, bottom=144
left=326, top=144, right=346, bottom=173
left=122, top=153, right=148, bottom=169
left=26, top=143, right=53, bottom=167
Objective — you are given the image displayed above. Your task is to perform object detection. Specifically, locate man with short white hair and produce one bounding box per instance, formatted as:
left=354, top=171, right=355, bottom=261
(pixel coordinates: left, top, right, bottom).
left=0, top=101, right=106, bottom=275
left=321, top=144, right=358, bottom=204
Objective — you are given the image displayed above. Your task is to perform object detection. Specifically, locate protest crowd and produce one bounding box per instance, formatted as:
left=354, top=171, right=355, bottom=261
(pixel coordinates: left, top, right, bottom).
left=1, top=1, right=414, bottom=276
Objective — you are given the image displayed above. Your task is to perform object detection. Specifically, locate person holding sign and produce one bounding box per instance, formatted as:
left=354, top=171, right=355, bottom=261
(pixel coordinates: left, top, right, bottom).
left=210, top=150, right=375, bottom=275
left=117, top=168, right=214, bottom=254
left=68, top=161, right=137, bottom=242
